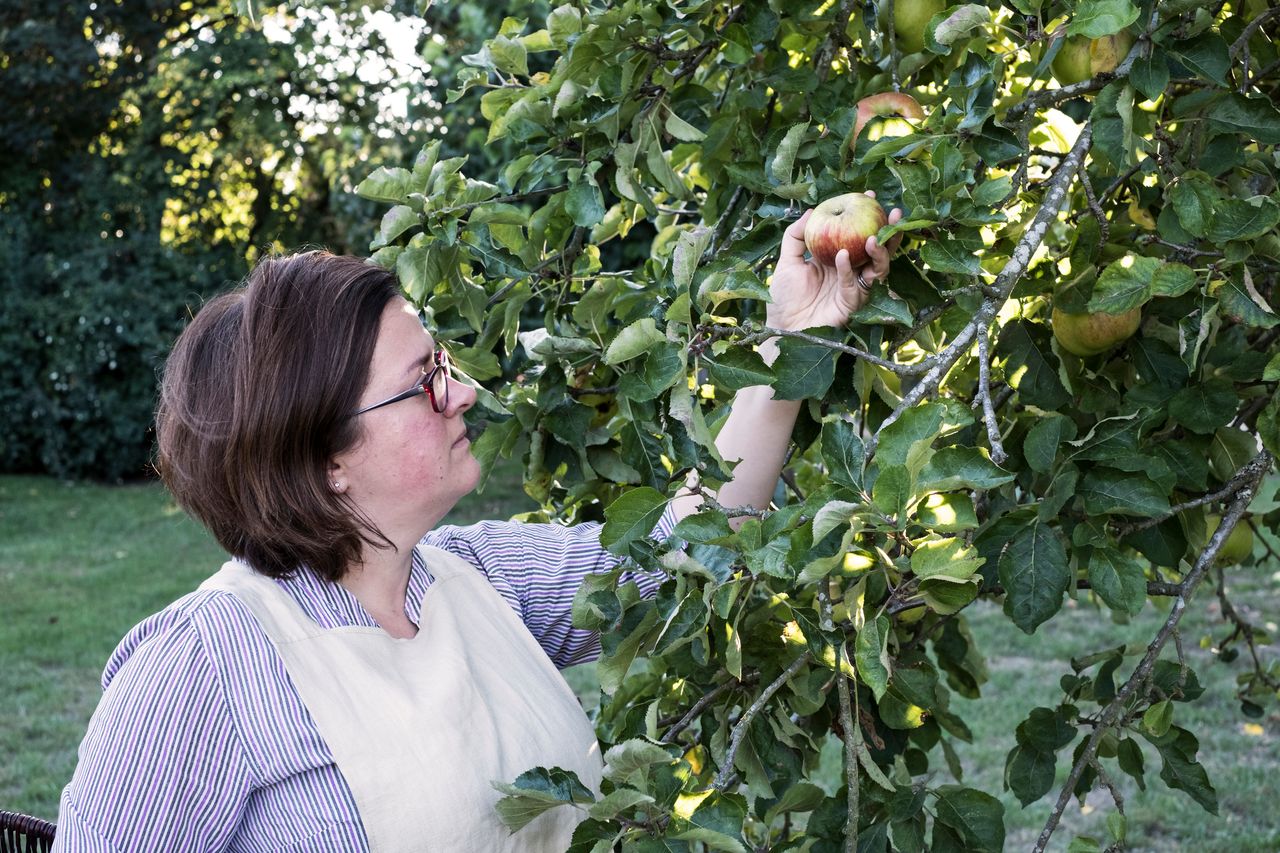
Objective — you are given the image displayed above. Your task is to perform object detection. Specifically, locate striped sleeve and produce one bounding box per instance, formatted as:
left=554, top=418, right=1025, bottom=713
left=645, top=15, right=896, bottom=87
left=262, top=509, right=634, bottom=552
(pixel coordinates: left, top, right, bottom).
left=424, top=502, right=677, bottom=669
left=53, top=611, right=258, bottom=852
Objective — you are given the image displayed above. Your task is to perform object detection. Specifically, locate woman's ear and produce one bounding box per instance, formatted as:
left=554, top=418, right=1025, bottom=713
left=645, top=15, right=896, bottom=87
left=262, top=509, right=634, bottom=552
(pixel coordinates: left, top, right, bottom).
left=328, top=460, right=348, bottom=494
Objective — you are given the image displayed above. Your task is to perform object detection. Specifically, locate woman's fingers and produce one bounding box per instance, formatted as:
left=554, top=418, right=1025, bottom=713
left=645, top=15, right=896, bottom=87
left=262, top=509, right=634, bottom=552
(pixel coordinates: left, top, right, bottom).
left=780, top=210, right=812, bottom=263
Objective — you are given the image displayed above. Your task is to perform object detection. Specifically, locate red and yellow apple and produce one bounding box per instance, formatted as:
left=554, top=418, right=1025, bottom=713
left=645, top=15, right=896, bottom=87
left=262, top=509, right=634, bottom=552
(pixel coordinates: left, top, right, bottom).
left=893, top=0, right=946, bottom=53
left=804, top=193, right=889, bottom=269
left=1050, top=306, right=1141, bottom=356
left=853, top=92, right=925, bottom=148
left=1051, top=30, right=1134, bottom=86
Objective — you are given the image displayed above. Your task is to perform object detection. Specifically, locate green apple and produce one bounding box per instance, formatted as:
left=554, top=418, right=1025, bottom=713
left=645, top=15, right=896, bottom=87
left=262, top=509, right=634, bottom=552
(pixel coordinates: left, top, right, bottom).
left=852, top=92, right=926, bottom=153
left=893, top=0, right=946, bottom=54
left=1204, top=514, right=1255, bottom=565
left=1051, top=306, right=1142, bottom=356
left=1050, top=30, right=1133, bottom=85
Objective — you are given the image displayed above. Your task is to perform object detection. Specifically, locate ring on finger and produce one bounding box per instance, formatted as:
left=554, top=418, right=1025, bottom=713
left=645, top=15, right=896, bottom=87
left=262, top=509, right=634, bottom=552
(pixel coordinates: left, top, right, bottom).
left=856, top=272, right=874, bottom=292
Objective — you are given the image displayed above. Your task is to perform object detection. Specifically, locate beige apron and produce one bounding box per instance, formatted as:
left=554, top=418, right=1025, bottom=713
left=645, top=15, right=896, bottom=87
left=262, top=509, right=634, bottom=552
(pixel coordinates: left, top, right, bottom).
left=200, top=544, right=604, bottom=852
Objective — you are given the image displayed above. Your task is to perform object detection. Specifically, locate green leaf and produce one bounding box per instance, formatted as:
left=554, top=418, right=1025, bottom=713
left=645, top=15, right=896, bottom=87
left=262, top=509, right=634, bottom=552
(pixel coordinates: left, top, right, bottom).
left=813, top=500, right=861, bottom=543
left=1206, top=197, right=1280, bottom=243
left=665, top=108, right=706, bottom=142
left=1088, top=255, right=1160, bottom=314
left=918, top=576, right=980, bottom=614
left=933, top=786, right=1006, bottom=853
left=1130, top=48, right=1170, bottom=102
left=915, top=492, right=978, bottom=532
left=763, top=782, right=827, bottom=825
left=1080, top=469, right=1171, bottom=517
left=371, top=204, right=419, bottom=250
left=1005, top=745, right=1056, bottom=806
left=912, top=536, right=985, bottom=581
left=933, top=4, right=991, bottom=47
left=356, top=166, right=416, bottom=203
left=672, top=226, right=713, bottom=290
left=675, top=511, right=734, bottom=545
left=705, top=347, right=773, bottom=391
left=602, top=738, right=676, bottom=785
left=999, top=520, right=1071, bottom=633
left=492, top=766, right=594, bottom=832
left=1143, top=699, right=1173, bottom=738
left=489, top=35, right=529, bottom=76
left=771, top=122, right=809, bottom=185
left=1168, top=380, right=1238, bottom=434
left=1066, top=0, right=1138, bottom=37
left=822, top=419, right=865, bottom=490
left=1218, top=272, right=1280, bottom=329
left=855, top=614, right=892, bottom=700
left=566, top=178, right=606, bottom=227
left=1024, top=414, right=1076, bottom=474
left=1149, top=263, right=1197, bottom=299
left=997, top=321, right=1071, bottom=409
left=918, top=448, right=1016, bottom=492
left=605, top=318, right=665, bottom=365
left=547, top=4, right=581, bottom=49
left=1087, top=547, right=1147, bottom=616
left=1144, top=727, right=1219, bottom=814
left=920, top=236, right=982, bottom=275
left=587, top=788, right=654, bottom=821
left=1117, top=737, right=1147, bottom=790
left=1171, top=33, right=1230, bottom=84
left=601, top=487, right=669, bottom=553
left=878, top=400, right=971, bottom=471
left=1208, top=94, right=1280, bottom=144
left=770, top=335, right=836, bottom=400
left=873, top=465, right=911, bottom=520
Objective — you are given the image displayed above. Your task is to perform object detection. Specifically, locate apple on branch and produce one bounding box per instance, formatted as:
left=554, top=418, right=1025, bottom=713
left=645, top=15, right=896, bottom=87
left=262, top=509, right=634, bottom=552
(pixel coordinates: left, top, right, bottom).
left=1050, top=29, right=1133, bottom=86
left=803, top=193, right=890, bottom=269
left=852, top=92, right=925, bottom=148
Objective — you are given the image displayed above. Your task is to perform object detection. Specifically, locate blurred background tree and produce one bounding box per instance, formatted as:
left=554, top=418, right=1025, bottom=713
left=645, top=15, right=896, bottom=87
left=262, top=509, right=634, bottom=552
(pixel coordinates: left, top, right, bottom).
left=0, top=0, right=454, bottom=479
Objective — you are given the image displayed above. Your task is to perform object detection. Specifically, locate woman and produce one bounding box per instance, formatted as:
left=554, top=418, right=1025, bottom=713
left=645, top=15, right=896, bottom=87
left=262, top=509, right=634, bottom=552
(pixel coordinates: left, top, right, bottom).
left=52, top=200, right=898, bottom=852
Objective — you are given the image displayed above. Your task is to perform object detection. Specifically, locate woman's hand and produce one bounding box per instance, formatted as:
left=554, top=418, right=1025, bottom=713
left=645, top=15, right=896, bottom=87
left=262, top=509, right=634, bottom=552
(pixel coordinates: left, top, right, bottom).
left=766, top=191, right=904, bottom=332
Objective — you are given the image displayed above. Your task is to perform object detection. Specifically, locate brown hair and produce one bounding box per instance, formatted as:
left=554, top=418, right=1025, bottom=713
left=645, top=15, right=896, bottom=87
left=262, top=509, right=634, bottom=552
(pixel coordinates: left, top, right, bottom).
left=156, top=251, right=400, bottom=581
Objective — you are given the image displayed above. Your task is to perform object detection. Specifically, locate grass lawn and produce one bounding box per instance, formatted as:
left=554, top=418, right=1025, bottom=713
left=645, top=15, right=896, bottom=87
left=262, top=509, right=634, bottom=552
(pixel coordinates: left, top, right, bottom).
left=2, top=473, right=1277, bottom=852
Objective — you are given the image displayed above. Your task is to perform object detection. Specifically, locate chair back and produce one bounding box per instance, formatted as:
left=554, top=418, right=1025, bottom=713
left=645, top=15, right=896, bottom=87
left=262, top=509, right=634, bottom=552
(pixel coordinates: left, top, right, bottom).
left=0, top=811, right=55, bottom=853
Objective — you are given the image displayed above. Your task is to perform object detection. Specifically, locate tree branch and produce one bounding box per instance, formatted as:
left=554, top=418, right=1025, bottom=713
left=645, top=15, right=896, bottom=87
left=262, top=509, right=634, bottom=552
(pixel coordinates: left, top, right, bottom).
left=1006, top=46, right=1141, bottom=123
left=1114, top=452, right=1274, bottom=535
left=864, top=123, right=1094, bottom=462
left=836, top=644, right=860, bottom=853
left=1031, top=451, right=1273, bottom=853
left=814, top=0, right=860, bottom=84
left=712, top=654, right=810, bottom=790
left=662, top=678, right=747, bottom=742
left=1230, top=7, right=1280, bottom=61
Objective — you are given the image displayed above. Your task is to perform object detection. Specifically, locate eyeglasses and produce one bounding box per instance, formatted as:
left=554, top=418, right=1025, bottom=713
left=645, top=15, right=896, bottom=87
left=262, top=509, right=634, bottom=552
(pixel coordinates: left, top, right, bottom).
left=352, top=347, right=454, bottom=416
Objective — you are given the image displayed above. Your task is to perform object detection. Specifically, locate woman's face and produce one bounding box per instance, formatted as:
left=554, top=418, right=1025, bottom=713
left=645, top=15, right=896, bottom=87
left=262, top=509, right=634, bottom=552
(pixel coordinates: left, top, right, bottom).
left=332, top=298, right=479, bottom=538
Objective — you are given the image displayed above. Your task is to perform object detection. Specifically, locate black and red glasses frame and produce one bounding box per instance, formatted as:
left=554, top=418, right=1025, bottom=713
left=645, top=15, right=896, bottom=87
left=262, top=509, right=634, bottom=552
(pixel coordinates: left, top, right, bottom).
left=352, top=347, right=454, bottom=416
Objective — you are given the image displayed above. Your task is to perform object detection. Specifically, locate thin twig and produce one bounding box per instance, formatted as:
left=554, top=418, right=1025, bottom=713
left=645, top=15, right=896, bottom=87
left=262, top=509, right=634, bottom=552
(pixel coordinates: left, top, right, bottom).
left=707, top=323, right=931, bottom=376
left=1031, top=452, right=1272, bottom=853
left=662, top=679, right=746, bottom=742
left=1115, top=452, right=1274, bottom=535
left=712, top=654, right=810, bottom=790
left=1230, top=7, right=1280, bottom=60
left=974, top=332, right=1007, bottom=464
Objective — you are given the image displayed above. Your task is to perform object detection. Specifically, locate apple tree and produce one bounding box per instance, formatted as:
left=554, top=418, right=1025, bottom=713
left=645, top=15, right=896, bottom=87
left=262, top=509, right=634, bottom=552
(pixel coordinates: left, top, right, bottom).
left=354, top=0, right=1280, bottom=849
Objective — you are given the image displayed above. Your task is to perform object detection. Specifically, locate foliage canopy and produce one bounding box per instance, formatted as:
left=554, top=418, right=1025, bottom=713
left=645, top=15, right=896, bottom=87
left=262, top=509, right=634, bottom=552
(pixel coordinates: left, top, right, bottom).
left=353, top=0, right=1280, bottom=848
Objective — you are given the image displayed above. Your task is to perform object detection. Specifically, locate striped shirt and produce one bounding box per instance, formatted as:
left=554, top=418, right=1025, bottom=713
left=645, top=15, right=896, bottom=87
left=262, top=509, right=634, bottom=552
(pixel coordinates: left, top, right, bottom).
left=52, top=508, right=675, bottom=852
